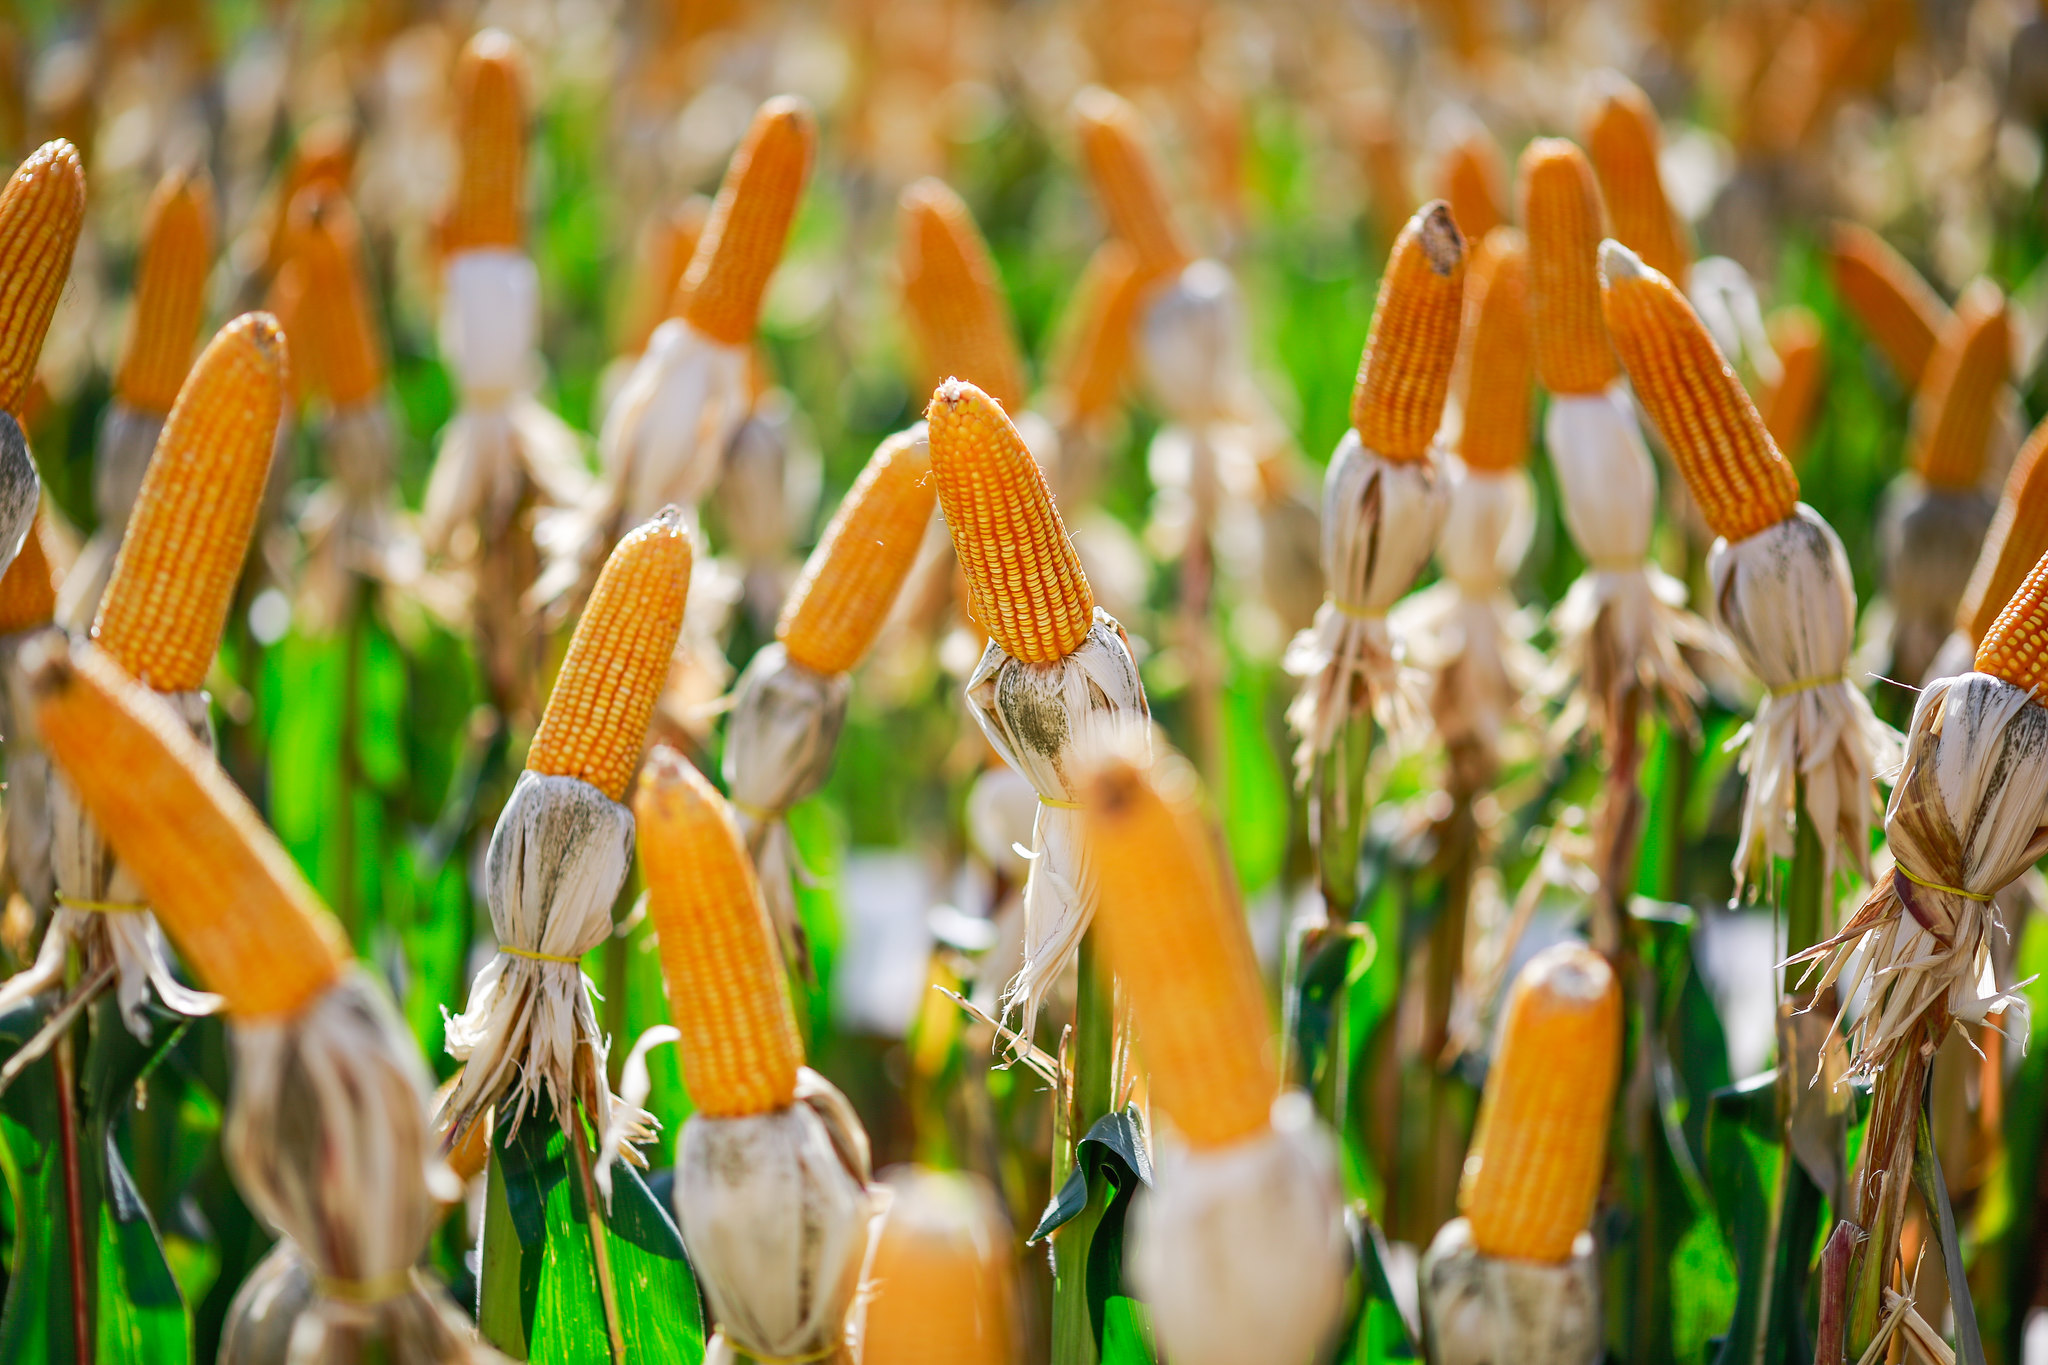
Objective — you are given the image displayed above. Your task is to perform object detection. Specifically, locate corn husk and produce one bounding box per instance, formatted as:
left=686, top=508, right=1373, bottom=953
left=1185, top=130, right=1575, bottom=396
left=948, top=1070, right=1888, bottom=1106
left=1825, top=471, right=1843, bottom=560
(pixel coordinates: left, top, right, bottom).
left=0, top=627, right=55, bottom=922
left=1877, top=477, right=1997, bottom=689
left=0, top=419, right=34, bottom=574
left=58, top=401, right=160, bottom=629
left=1419, top=1218, right=1602, bottom=1365
left=1130, top=1094, right=1348, bottom=1365
left=715, top=391, right=819, bottom=629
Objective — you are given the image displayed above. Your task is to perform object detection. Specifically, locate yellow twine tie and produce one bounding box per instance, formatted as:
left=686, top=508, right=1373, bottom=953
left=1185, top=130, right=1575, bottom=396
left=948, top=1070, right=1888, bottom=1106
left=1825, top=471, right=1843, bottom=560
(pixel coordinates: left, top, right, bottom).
left=1894, top=863, right=1992, bottom=903
left=56, top=894, right=149, bottom=914
left=1330, top=599, right=1385, bottom=622
left=1038, top=794, right=1083, bottom=811
left=502, top=945, right=585, bottom=965
left=315, top=1268, right=417, bottom=1305
left=730, top=798, right=778, bottom=824
left=1767, top=673, right=1846, bottom=698
left=730, top=1342, right=841, bottom=1365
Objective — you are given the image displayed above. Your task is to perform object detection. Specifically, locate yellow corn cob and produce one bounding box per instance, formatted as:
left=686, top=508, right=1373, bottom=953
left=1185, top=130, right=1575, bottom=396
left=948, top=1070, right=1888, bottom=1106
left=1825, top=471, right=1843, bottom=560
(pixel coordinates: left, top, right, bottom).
left=1828, top=222, right=1948, bottom=389
left=1456, top=227, right=1534, bottom=474
left=114, top=168, right=213, bottom=415
left=525, top=507, right=692, bottom=801
left=1973, top=549, right=2048, bottom=700
left=28, top=638, right=351, bottom=1018
left=94, top=314, right=288, bottom=692
left=1760, top=306, right=1825, bottom=464
left=862, top=1171, right=1014, bottom=1365
left=1584, top=74, right=1690, bottom=287
left=1437, top=127, right=1508, bottom=245
left=1054, top=238, right=1148, bottom=424
left=1909, top=279, right=2011, bottom=491
left=624, top=196, right=709, bottom=355
left=1082, top=744, right=1276, bottom=1149
left=442, top=30, right=529, bottom=254
left=926, top=378, right=1094, bottom=664
left=264, top=258, right=314, bottom=406
left=1073, top=86, right=1194, bottom=279
left=1959, top=417, right=2048, bottom=646
left=1518, top=139, right=1620, bottom=396
left=0, top=508, right=58, bottom=633
left=899, top=178, right=1027, bottom=415
left=1600, top=241, right=1800, bottom=543
left=633, top=745, right=804, bottom=1117
left=289, top=186, right=384, bottom=408
left=677, top=96, right=817, bottom=347
left=778, top=429, right=938, bottom=675
left=263, top=122, right=353, bottom=277
left=1352, top=202, right=1465, bottom=461
left=1458, top=942, right=1621, bottom=1263
left=0, top=140, right=86, bottom=418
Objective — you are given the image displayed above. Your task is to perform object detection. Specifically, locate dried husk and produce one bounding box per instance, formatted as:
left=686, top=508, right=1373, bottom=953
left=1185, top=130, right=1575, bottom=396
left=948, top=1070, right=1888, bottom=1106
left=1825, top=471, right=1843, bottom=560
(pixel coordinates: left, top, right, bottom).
left=965, top=611, right=1148, bottom=1041
left=59, top=401, right=161, bottom=629
left=1138, top=259, right=1254, bottom=429
left=1877, top=476, right=1996, bottom=690
left=0, top=627, right=55, bottom=922
left=599, top=317, right=751, bottom=521
left=1419, top=1218, right=1602, bottom=1365
left=0, top=419, right=34, bottom=577
left=1130, top=1095, right=1349, bottom=1365
left=714, top=393, right=819, bottom=627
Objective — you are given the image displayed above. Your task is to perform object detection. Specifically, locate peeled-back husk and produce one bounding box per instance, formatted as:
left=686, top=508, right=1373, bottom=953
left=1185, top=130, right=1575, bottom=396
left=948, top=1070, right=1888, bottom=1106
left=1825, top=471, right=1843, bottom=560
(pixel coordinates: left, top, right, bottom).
left=1877, top=477, right=1996, bottom=692
left=599, top=317, right=751, bottom=521
left=1130, top=1095, right=1349, bottom=1365
left=59, top=401, right=162, bottom=629
left=0, top=628, right=56, bottom=923
left=966, top=611, right=1148, bottom=1042
left=1419, top=1218, right=1602, bottom=1365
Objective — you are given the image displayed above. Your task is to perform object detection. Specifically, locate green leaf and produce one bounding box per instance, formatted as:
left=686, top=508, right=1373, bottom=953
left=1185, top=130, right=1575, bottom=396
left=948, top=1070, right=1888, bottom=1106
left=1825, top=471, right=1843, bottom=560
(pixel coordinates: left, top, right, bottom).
left=1330, top=1212, right=1420, bottom=1363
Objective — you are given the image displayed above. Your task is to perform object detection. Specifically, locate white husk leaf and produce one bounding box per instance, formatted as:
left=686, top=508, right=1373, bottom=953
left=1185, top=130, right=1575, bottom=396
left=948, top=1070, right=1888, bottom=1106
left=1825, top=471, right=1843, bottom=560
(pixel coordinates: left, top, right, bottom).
left=59, top=401, right=162, bottom=630
left=1130, top=1095, right=1349, bottom=1365
left=965, top=612, right=1148, bottom=1041
left=1876, top=476, right=1996, bottom=690
left=0, top=628, right=55, bottom=921
left=1419, top=1217, right=1602, bottom=1365
left=1138, top=260, right=1257, bottom=428
left=599, top=318, right=751, bottom=521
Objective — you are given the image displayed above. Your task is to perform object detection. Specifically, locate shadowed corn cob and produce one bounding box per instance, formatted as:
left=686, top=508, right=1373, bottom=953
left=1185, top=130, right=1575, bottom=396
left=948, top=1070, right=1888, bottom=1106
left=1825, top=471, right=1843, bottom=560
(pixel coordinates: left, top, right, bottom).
left=1828, top=222, right=1948, bottom=389
left=927, top=378, right=1094, bottom=664
left=1459, top=943, right=1621, bottom=1263
left=0, top=507, right=57, bottom=632
left=442, top=30, right=529, bottom=254
left=1909, top=279, right=2010, bottom=491
left=526, top=506, right=693, bottom=801
left=624, top=196, right=709, bottom=354
left=0, top=140, right=86, bottom=417
left=28, top=638, right=351, bottom=1017
left=114, top=168, right=213, bottom=415
left=1584, top=74, right=1689, bottom=286
left=1974, top=549, right=2048, bottom=700
left=1600, top=241, right=1799, bottom=542
left=1456, top=227, right=1534, bottom=473
left=1082, top=744, right=1275, bottom=1149
left=1761, top=306, right=1825, bottom=462
left=1960, top=419, right=2048, bottom=646
left=1073, top=86, right=1194, bottom=279
left=263, top=122, right=353, bottom=277
left=289, top=186, right=383, bottom=407
left=900, top=179, right=1026, bottom=414
left=1351, top=202, right=1465, bottom=460
left=677, top=96, right=816, bottom=346
left=1437, top=126, right=1508, bottom=244
left=1055, top=239, right=1148, bottom=424
left=1518, top=139, right=1619, bottom=396
left=862, top=1171, right=1013, bottom=1365
left=778, top=429, right=937, bottom=675
left=94, top=313, right=288, bottom=692
left=634, top=745, right=804, bottom=1116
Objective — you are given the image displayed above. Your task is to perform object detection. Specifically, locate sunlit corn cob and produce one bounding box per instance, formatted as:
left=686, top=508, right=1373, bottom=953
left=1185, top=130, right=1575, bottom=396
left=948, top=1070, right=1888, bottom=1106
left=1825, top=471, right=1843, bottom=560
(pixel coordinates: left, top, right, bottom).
left=441, top=30, right=529, bottom=254
left=778, top=428, right=937, bottom=675
left=900, top=179, right=1026, bottom=414
left=1437, top=126, right=1508, bottom=244
left=1073, top=86, right=1194, bottom=279
left=114, top=168, right=213, bottom=415
left=1458, top=943, right=1621, bottom=1263
left=1828, top=222, right=1948, bottom=389
left=1584, top=75, right=1689, bottom=287
left=634, top=745, right=805, bottom=1117
left=861, top=1169, right=1014, bottom=1365
left=289, top=186, right=384, bottom=408
left=624, top=196, right=710, bottom=355
left=0, top=139, right=86, bottom=417
left=1351, top=202, right=1465, bottom=461
left=677, top=96, right=816, bottom=347
left=263, top=122, right=353, bottom=277
left=0, top=507, right=57, bottom=632
left=1909, top=279, right=2010, bottom=491
left=1959, top=419, right=2048, bottom=646
left=1760, top=306, right=1824, bottom=462
left=94, top=313, right=287, bottom=692
left=525, top=506, right=692, bottom=801
left=1599, top=241, right=1800, bottom=542
left=1456, top=227, right=1534, bottom=473
left=927, top=379, right=1094, bottom=664
left=1082, top=744, right=1275, bottom=1149
left=28, top=638, right=351, bottom=1017
left=1518, top=139, right=1619, bottom=396
left=1055, top=238, right=1148, bottom=423
left=1973, top=549, right=2048, bottom=700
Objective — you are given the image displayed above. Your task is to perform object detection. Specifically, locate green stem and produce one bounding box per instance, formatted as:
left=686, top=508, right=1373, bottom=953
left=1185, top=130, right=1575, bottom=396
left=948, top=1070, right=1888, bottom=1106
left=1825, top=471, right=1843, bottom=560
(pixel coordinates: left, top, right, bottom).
left=55, top=1027, right=89, bottom=1363
left=1312, top=710, right=1376, bottom=922
left=569, top=1107, right=628, bottom=1365
left=1846, top=1014, right=1939, bottom=1357
left=1784, top=798, right=1827, bottom=995
left=1051, top=935, right=1115, bottom=1365
left=337, top=580, right=366, bottom=947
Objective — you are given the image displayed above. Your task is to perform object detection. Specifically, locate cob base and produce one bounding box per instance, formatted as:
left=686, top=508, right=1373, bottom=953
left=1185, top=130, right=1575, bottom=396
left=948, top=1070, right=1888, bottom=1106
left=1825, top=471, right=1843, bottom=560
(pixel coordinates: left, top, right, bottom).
left=1419, top=1217, right=1602, bottom=1365
left=1876, top=477, right=1998, bottom=691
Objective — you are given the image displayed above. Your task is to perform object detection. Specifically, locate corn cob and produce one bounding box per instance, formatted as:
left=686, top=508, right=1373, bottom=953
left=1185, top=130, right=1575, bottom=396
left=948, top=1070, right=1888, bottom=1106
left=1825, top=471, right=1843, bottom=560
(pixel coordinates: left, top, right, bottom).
left=288, top=186, right=384, bottom=408
left=0, top=140, right=86, bottom=418
left=1973, top=548, right=2048, bottom=700
left=677, top=96, right=817, bottom=347
left=1456, top=227, right=1534, bottom=473
left=263, top=123, right=353, bottom=277
left=1909, top=279, right=2011, bottom=491
left=1458, top=943, right=1621, bottom=1263
left=899, top=179, right=1027, bottom=415
left=1960, top=418, right=2048, bottom=646
left=862, top=1170, right=1013, bottom=1365
left=0, top=507, right=57, bottom=633
left=1352, top=202, right=1465, bottom=461
left=1828, top=222, right=1948, bottom=389
left=1055, top=238, right=1148, bottom=423
left=1518, top=139, right=1619, bottom=396
left=1082, top=744, right=1275, bottom=1149
left=525, top=507, right=692, bottom=800
left=1073, top=86, right=1194, bottom=279
left=1437, top=127, right=1508, bottom=244
left=1600, top=241, right=1800, bottom=542
left=927, top=378, right=1094, bottom=664
left=94, top=313, right=288, bottom=692
left=633, top=745, right=805, bottom=1117
left=1760, top=306, right=1824, bottom=463
left=778, top=429, right=937, bottom=675
left=114, top=168, right=214, bottom=415
left=28, top=638, right=351, bottom=1017
left=264, top=258, right=314, bottom=406
left=1584, top=74, right=1689, bottom=287
left=624, top=196, right=709, bottom=355
left=442, top=30, right=529, bottom=254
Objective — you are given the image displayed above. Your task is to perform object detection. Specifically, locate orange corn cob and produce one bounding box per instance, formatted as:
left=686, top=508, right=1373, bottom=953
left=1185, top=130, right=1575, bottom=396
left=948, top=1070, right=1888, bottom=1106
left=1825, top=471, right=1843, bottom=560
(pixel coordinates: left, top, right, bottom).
left=1760, top=306, right=1825, bottom=463
left=1351, top=202, right=1465, bottom=461
left=1601, top=241, right=1800, bottom=542
left=1518, top=139, right=1619, bottom=396
left=0, top=140, right=86, bottom=418
left=1909, top=279, right=2010, bottom=491
left=1456, top=227, right=1534, bottom=473
left=1437, top=126, right=1508, bottom=244
left=1974, top=549, right=2048, bottom=701
left=634, top=745, right=805, bottom=1116
left=899, top=179, right=1027, bottom=415
left=1054, top=238, right=1149, bottom=424
left=1584, top=74, right=1689, bottom=287
left=288, top=186, right=384, bottom=408
left=1458, top=943, right=1622, bottom=1263
left=94, top=314, right=288, bottom=692
left=1082, top=744, right=1275, bottom=1149
left=264, top=258, right=314, bottom=406
left=1959, top=417, right=2048, bottom=646
left=862, top=1171, right=1014, bottom=1365
left=1073, top=86, right=1194, bottom=279
left=442, top=30, right=529, bottom=254
left=0, top=508, right=58, bottom=633
left=624, top=196, right=709, bottom=355
left=263, top=122, right=353, bottom=277
left=29, top=639, right=351, bottom=1018
left=779, top=429, right=938, bottom=675
left=677, top=96, right=816, bottom=347
left=927, top=379, right=1094, bottom=664
left=114, top=168, right=214, bottom=415
left=1828, top=222, right=1948, bottom=389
